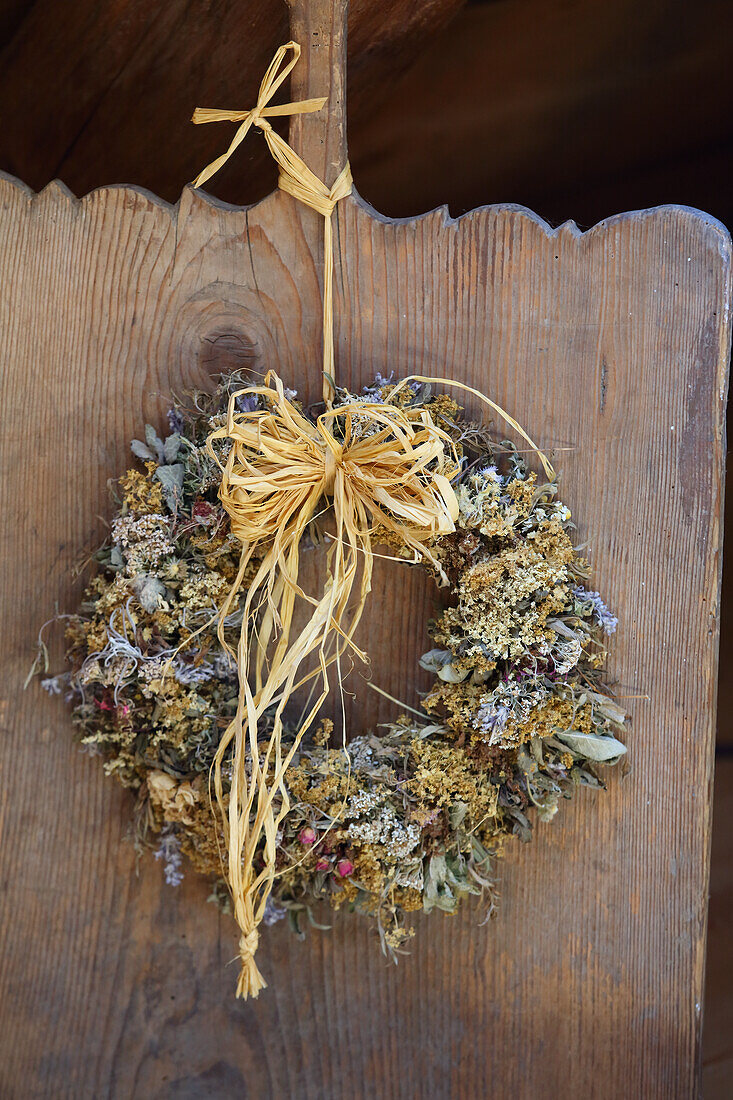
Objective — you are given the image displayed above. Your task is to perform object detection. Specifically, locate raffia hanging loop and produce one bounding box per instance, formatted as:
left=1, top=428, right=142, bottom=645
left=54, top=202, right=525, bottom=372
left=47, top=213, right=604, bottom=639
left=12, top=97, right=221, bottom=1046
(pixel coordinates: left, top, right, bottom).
left=192, top=42, right=553, bottom=997
left=192, top=40, right=352, bottom=405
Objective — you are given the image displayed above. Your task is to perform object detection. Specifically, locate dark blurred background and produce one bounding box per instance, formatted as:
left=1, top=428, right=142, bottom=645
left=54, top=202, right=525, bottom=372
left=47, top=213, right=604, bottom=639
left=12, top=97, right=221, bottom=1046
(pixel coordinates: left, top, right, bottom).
left=1, top=0, right=730, bottom=1088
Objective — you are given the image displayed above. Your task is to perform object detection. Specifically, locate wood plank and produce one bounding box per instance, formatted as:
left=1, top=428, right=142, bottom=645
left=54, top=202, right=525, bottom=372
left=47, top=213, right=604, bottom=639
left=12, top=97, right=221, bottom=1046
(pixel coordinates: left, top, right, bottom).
left=703, top=755, right=733, bottom=1097
left=0, top=4, right=729, bottom=1096
left=717, top=454, right=733, bottom=744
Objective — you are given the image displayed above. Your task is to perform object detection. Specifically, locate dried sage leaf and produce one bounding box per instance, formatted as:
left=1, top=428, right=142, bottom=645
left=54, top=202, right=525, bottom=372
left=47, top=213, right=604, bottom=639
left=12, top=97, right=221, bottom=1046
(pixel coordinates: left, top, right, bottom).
left=556, top=731, right=627, bottom=762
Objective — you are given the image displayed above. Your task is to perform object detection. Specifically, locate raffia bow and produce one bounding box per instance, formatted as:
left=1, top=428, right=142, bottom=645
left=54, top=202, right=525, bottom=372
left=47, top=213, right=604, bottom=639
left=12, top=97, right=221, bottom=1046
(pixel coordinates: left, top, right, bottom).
left=206, top=373, right=461, bottom=996
left=192, top=42, right=553, bottom=998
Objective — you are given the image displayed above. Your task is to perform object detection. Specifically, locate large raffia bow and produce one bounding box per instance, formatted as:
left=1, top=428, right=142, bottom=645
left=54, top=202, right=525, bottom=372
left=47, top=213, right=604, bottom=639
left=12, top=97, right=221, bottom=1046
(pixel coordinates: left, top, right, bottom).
left=192, top=42, right=553, bottom=998
left=206, top=374, right=461, bottom=997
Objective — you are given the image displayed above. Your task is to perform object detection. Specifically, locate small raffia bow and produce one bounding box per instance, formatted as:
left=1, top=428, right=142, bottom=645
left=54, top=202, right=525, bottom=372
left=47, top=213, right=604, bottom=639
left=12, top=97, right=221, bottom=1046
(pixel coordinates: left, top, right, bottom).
left=192, top=43, right=553, bottom=999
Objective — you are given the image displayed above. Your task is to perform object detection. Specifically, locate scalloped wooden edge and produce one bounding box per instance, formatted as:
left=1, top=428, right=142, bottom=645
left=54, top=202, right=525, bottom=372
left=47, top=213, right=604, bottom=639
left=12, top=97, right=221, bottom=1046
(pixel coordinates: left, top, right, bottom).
left=2, top=169, right=730, bottom=257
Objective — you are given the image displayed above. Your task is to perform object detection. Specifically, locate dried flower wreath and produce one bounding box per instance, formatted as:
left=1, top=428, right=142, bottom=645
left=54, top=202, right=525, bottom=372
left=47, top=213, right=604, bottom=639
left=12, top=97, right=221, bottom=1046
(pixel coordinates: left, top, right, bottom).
left=34, top=42, right=627, bottom=998
left=36, top=371, right=626, bottom=992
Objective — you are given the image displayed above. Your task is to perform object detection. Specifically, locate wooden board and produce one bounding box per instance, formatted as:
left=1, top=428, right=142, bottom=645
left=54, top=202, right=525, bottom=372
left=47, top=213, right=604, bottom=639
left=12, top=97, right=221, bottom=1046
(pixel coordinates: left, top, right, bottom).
left=0, top=1, right=729, bottom=1095
left=703, top=756, right=733, bottom=1096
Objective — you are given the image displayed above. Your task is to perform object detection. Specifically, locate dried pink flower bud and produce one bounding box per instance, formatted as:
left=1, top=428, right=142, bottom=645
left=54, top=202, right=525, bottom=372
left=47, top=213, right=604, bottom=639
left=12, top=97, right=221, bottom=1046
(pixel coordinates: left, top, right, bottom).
left=336, top=858, right=354, bottom=878
left=298, top=826, right=317, bottom=846
left=316, top=859, right=330, bottom=871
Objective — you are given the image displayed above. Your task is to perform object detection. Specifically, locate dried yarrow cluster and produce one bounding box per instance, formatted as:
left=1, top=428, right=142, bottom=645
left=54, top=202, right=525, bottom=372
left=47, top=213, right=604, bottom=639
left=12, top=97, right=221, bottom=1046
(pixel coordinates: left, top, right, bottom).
left=37, top=372, right=626, bottom=959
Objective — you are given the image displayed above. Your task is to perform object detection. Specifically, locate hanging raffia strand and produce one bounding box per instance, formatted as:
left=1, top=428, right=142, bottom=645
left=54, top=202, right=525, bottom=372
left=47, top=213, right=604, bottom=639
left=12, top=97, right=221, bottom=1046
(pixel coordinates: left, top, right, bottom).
left=192, top=41, right=553, bottom=998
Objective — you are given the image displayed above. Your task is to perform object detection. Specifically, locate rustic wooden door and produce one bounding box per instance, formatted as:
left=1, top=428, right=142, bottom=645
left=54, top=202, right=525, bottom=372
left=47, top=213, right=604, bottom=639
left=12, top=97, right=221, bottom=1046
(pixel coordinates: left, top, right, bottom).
left=0, top=0, right=729, bottom=1096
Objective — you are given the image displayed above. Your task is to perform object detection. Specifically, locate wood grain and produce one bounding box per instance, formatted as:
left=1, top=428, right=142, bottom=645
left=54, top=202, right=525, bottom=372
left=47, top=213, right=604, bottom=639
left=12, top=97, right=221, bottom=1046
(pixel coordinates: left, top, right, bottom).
left=0, top=1, right=729, bottom=1096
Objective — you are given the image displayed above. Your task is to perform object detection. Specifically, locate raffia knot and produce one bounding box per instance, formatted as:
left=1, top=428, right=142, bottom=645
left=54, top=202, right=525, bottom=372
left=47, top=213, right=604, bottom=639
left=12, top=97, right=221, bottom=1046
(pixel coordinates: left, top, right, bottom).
left=240, top=929, right=260, bottom=959
left=236, top=927, right=266, bottom=999
left=323, top=441, right=342, bottom=495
